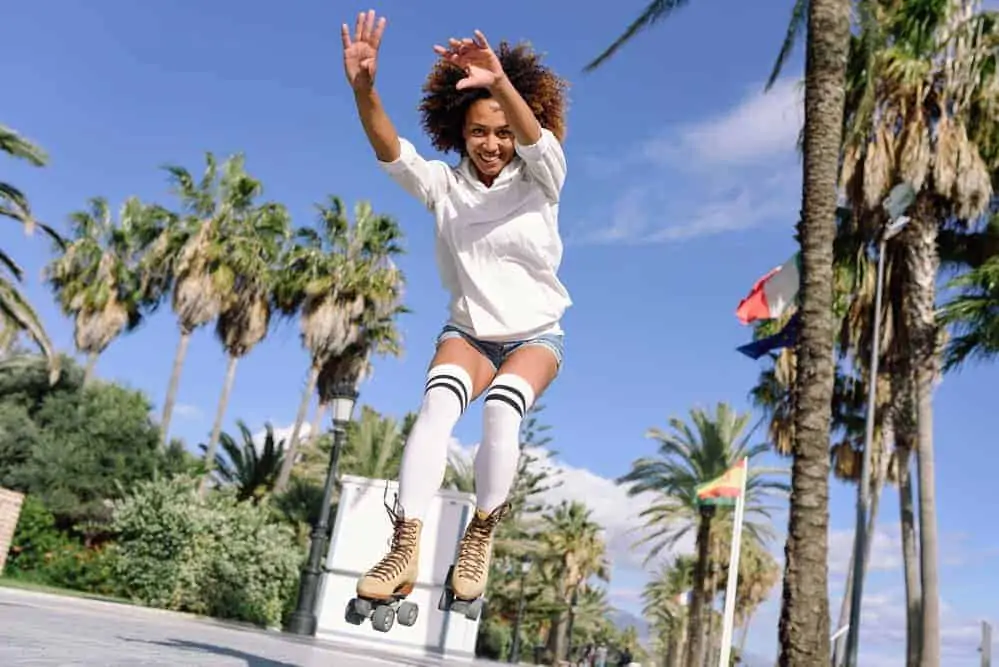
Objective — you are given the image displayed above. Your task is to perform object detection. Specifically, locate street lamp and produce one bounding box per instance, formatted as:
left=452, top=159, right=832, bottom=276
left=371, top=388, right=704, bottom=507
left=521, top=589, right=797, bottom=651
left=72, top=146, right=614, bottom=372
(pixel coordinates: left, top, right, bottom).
left=843, top=183, right=914, bottom=667
left=509, top=555, right=532, bottom=664
left=286, top=376, right=358, bottom=636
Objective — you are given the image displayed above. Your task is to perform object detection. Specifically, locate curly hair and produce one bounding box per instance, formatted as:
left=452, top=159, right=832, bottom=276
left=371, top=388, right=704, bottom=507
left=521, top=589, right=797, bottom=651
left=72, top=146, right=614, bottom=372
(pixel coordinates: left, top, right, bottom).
left=418, top=41, right=569, bottom=156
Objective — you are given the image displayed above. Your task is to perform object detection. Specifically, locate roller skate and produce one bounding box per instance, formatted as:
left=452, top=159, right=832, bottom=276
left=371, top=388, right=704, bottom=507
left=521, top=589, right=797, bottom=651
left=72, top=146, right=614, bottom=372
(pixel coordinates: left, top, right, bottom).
left=438, top=504, right=508, bottom=621
left=345, top=501, right=422, bottom=633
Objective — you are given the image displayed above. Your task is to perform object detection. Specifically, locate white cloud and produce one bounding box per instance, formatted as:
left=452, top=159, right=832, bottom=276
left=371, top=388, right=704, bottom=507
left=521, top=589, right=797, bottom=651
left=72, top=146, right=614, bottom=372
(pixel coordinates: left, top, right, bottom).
left=848, top=587, right=997, bottom=666
left=532, top=449, right=691, bottom=572
left=249, top=421, right=315, bottom=454
left=829, top=523, right=905, bottom=576
left=574, top=78, right=803, bottom=245
left=449, top=441, right=687, bottom=576
left=173, top=403, right=202, bottom=420
left=645, top=78, right=804, bottom=168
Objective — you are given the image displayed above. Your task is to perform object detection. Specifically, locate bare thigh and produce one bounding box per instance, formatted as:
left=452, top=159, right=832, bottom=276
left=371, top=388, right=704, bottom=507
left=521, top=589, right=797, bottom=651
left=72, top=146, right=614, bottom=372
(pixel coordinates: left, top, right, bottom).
left=430, top=336, right=496, bottom=401
left=495, top=344, right=559, bottom=398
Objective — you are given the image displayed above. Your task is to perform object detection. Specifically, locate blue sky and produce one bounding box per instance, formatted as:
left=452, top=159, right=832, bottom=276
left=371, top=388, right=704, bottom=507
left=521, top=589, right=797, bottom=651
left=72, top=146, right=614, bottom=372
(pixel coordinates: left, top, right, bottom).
left=3, top=1, right=997, bottom=664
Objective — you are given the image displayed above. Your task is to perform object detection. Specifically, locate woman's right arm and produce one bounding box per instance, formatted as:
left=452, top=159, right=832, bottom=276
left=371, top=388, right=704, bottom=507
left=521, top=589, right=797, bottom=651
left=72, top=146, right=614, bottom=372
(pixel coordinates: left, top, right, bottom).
left=353, top=87, right=400, bottom=163
left=343, top=11, right=449, bottom=208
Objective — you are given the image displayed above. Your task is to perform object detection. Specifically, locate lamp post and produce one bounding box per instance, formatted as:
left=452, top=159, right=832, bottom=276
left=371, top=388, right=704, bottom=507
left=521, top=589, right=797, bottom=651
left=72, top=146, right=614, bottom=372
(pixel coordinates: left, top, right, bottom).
left=509, top=555, right=532, bottom=664
left=285, top=376, right=358, bottom=636
left=842, top=183, right=914, bottom=667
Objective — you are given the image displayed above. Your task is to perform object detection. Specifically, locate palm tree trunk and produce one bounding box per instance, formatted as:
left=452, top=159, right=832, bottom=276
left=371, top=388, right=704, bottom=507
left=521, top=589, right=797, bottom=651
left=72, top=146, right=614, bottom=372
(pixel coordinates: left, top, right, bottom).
left=904, top=206, right=941, bottom=667
left=310, top=401, right=328, bottom=442
left=892, top=364, right=923, bottom=667
left=703, top=540, right=720, bottom=667
left=777, top=1, right=850, bottom=665
left=737, top=608, right=755, bottom=658
left=684, top=511, right=713, bottom=667
left=82, top=351, right=99, bottom=386
left=199, top=354, right=240, bottom=495
left=160, top=329, right=192, bottom=446
left=898, top=443, right=922, bottom=667
left=274, top=364, right=320, bottom=493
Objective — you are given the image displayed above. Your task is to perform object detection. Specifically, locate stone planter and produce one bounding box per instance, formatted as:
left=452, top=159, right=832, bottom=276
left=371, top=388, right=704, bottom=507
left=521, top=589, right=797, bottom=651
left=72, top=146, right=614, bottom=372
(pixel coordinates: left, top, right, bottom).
left=0, top=488, right=25, bottom=575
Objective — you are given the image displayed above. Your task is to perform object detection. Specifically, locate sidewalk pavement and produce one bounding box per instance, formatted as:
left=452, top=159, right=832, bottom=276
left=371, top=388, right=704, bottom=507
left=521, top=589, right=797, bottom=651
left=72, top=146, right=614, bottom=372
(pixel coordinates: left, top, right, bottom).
left=0, top=586, right=494, bottom=666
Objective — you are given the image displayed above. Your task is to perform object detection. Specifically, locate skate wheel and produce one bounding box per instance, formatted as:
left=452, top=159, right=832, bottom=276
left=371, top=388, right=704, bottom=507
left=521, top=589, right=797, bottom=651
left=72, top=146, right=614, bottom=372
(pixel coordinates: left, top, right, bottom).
left=397, top=601, right=419, bottom=626
left=438, top=588, right=452, bottom=612
left=345, top=600, right=365, bottom=625
left=352, top=598, right=373, bottom=618
left=464, top=598, right=483, bottom=621
left=371, top=605, right=395, bottom=632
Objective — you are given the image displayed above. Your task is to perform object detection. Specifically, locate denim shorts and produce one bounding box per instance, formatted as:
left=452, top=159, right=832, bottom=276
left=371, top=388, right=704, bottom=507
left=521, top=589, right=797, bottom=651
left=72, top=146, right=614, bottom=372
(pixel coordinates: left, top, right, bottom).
left=436, top=324, right=564, bottom=371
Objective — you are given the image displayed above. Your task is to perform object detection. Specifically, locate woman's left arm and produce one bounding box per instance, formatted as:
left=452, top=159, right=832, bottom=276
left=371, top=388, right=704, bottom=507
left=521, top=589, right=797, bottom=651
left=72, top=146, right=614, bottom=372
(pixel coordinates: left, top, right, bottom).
left=493, top=74, right=567, bottom=201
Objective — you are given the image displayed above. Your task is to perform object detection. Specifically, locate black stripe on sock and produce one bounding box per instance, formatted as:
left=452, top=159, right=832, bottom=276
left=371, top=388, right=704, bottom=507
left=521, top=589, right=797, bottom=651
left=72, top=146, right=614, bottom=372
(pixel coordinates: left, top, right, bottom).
left=426, top=375, right=469, bottom=412
left=486, top=384, right=528, bottom=416
left=484, top=392, right=525, bottom=418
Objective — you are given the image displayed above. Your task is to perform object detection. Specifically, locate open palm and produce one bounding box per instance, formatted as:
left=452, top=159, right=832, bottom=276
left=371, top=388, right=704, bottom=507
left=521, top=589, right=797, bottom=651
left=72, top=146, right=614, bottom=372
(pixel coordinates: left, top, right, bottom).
left=433, top=31, right=504, bottom=90
left=342, top=10, right=386, bottom=90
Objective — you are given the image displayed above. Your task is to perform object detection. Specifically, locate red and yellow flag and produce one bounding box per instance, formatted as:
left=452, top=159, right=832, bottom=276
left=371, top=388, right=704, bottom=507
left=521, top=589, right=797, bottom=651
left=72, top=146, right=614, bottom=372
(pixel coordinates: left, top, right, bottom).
left=696, top=459, right=747, bottom=506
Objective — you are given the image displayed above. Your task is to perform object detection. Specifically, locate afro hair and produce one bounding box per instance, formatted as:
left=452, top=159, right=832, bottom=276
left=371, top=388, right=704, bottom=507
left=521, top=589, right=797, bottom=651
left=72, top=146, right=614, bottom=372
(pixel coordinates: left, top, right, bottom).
left=418, top=41, right=568, bottom=156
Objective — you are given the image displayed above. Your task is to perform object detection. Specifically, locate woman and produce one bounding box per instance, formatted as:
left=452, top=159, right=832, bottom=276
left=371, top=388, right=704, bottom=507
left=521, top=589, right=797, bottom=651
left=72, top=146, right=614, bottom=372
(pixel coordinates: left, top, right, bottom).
left=343, top=10, right=571, bottom=606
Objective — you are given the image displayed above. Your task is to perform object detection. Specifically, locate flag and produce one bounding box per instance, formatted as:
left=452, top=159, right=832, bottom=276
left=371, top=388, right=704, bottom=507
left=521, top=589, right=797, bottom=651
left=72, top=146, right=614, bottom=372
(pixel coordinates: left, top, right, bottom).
left=675, top=590, right=690, bottom=606
left=736, top=311, right=800, bottom=359
left=736, top=253, right=800, bottom=324
left=696, top=459, right=747, bottom=506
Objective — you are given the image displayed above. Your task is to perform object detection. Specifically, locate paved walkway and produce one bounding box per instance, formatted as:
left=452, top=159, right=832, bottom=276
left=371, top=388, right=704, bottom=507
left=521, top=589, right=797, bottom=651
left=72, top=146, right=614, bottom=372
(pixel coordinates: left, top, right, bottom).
left=0, top=586, right=487, bottom=666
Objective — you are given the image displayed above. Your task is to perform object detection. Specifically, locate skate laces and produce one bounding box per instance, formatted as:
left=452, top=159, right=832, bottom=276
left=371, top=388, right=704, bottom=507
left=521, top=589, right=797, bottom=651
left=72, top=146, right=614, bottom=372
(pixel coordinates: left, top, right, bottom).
left=368, top=493, right=418, bottom=582
left=456, top=506, right=506, bottom=580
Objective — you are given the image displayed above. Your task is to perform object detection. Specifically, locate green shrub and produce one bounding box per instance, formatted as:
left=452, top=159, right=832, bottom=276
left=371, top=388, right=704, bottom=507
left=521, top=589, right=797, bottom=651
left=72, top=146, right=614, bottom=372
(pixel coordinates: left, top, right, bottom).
left=5, top=495, right=115, bottom=594
left=108, top=475, right=303, bottom=627
left=476, top=614, right=513, bottom=661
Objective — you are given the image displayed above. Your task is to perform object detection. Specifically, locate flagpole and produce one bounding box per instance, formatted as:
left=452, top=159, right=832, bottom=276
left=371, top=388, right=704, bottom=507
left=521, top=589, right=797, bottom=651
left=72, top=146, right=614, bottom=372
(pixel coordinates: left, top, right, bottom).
left=718, top=457, right=748, bottom=667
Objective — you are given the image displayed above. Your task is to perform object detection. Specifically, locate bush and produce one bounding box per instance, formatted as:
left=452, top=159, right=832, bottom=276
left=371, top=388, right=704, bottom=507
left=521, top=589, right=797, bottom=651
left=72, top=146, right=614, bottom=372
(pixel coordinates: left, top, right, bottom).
left=476, top=614, right=513, bottom=661
left=108, top=475, right=303, bottom=628
left=5, top=495, right=115, bottom=594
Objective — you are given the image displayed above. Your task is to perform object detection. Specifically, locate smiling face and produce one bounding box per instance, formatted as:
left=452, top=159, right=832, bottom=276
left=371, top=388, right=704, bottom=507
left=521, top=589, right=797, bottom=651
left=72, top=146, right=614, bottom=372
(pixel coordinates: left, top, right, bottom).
left=463, top=98, right=515, bottom=186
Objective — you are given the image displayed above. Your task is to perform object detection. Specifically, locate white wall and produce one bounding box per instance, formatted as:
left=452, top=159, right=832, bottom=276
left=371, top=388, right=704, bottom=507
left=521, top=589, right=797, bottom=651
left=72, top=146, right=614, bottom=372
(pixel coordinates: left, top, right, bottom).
left=316, top=475, right=481, bottom=659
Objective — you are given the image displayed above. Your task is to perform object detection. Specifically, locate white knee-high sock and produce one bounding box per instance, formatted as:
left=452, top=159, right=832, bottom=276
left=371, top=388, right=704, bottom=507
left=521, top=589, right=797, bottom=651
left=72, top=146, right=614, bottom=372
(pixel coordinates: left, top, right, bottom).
left=474, top=374, right=536, bottom=514
left=397, top=364, right=473, bottom=519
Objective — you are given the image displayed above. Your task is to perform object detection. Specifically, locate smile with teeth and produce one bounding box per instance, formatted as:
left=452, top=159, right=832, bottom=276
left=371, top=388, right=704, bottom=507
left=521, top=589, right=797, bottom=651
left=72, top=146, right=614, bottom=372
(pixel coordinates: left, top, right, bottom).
left=479, top=154, right=501, bottom=167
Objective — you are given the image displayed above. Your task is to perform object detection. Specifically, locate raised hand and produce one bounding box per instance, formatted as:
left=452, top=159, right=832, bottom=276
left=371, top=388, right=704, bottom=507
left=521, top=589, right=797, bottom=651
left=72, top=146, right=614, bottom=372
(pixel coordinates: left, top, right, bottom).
left=433, top=30, right=504, bottom=90
left=342, top=9, right=386, bottom=91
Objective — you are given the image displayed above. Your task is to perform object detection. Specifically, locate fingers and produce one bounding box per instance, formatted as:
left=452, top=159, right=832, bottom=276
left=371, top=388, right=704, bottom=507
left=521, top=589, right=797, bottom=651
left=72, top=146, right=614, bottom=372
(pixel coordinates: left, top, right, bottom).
left=370, top=15, right=387, bottom=48
left=348, top=10, right=386, bottom=49
left=354, top=10, right=367, bottom=43
left=473, top=30, right=490, bottom=50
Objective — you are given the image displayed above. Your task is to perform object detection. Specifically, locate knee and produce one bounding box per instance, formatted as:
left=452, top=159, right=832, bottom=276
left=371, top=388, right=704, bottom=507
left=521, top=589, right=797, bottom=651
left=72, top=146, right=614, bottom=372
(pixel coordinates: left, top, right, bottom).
left=420, top=363, right=474, bottom=416
left=483, top=374, right=536, bottom=421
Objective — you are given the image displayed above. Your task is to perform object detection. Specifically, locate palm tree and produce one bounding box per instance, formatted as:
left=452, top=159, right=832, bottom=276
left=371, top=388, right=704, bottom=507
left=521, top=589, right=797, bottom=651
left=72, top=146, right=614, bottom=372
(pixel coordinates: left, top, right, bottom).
left=273, top=196, right=405, bottom=491
left=338, top=405, right=408, bottom=481
left=586, top=3, right=853, bottom=662
left=617, top=403, right=787, bottom=667
left=200, top=199, right=290, bottom=491
left=148, top=152, right=263, bottom=445
left=198, top=420, right=285, bottom=503
left=538, top=500, right=610, bottom=663
left=837, top=5, right=999, bottom=661
left=443, top=447, right=476, bottom=494
left=941, top=251, right=999, bottom=368
left=1, top=123, right=60, bottom=380
left=643, top=555, right=695, bottom=667
left=44, top=197, right=161, bottom=384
